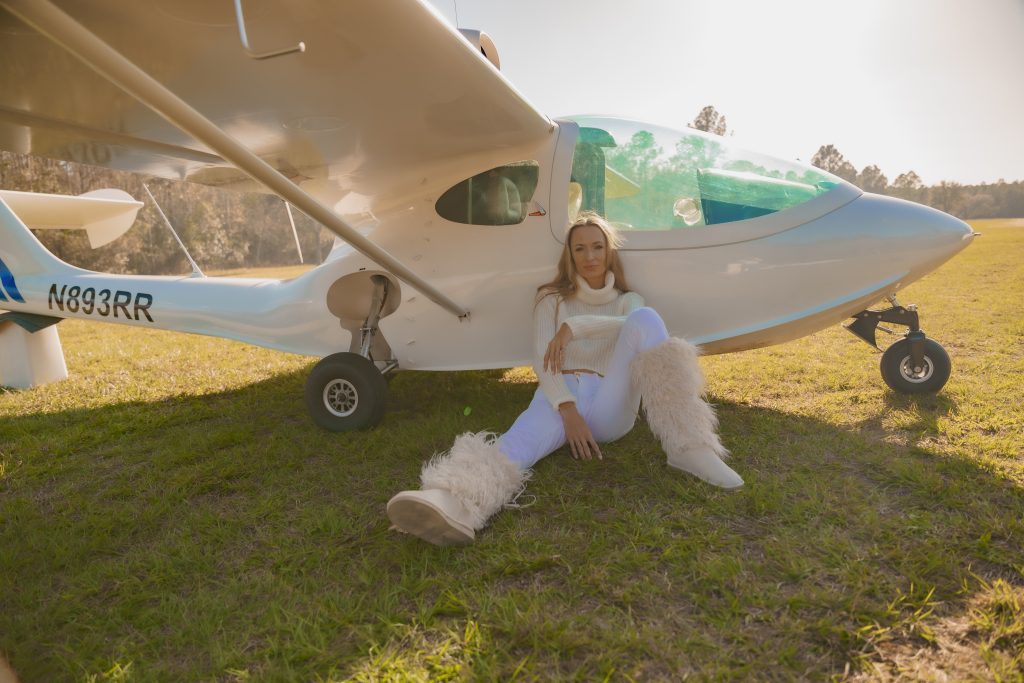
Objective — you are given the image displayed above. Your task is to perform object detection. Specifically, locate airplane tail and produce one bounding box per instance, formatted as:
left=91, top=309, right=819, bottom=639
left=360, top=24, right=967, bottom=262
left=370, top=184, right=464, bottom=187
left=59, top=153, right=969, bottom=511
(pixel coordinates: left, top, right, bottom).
left=0, top=188, right=144, bottom=287
left=0, top=194, right=68, bottom=293
left=0, top=189, right=141, bottom=389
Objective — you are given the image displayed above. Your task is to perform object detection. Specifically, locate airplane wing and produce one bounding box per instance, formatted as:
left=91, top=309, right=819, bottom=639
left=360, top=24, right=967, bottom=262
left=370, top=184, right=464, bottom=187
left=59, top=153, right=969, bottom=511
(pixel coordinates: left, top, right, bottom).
left=0, top=0, right=554, bottom=206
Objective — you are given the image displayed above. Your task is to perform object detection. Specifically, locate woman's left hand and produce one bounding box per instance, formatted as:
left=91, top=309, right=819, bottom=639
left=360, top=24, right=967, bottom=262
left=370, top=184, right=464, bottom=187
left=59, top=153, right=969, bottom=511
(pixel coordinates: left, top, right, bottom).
left=544, top=323, right=574, bottom=374
left=559, top=402, right=602, bottom=460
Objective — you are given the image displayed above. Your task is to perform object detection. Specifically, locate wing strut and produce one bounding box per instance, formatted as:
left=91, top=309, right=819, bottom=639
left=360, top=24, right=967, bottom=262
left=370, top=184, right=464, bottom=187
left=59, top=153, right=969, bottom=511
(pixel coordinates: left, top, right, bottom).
left=2, top=0, right=470, bottom=319
left=143, top=183, right=205, bottom=278
left=285, top=203, right=304, bottom=265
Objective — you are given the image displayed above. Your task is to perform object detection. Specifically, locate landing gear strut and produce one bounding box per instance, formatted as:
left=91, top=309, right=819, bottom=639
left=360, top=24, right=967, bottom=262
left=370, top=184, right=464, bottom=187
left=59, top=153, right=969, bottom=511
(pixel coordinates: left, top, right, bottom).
left=305, top=275, right=397, bottom=431
left=844, top=295, right=951, bottom=394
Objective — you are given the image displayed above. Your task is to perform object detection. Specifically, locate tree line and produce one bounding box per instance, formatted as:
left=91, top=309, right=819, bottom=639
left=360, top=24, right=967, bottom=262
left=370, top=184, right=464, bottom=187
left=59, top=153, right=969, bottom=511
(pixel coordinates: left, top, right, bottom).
left=1, top=151, right=332, bottom=276
left=806, top=142, right=1024, bottom=218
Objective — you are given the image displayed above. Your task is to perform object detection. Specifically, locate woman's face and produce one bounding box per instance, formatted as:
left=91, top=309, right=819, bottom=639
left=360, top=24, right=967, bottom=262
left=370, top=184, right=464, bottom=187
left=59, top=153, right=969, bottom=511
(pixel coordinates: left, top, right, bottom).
left=570, top=224, right=608, bottom=287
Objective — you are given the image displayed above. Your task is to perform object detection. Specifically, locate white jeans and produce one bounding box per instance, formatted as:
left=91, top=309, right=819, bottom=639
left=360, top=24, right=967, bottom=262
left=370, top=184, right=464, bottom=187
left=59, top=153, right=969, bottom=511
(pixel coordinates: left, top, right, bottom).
left=497, top=307, right=669, bottom=470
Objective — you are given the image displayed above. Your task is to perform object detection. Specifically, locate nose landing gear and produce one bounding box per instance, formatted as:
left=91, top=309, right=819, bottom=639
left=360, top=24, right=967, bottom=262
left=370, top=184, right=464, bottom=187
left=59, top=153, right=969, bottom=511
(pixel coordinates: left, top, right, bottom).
left=845, top=295, right=952, bottom=394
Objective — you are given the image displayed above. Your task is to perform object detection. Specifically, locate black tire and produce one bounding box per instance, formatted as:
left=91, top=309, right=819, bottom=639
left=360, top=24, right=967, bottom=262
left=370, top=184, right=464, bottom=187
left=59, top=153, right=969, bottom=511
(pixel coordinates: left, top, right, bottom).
left=304, top=353, right=388, bottom=431
left=880, top=338, right=951, bottom=394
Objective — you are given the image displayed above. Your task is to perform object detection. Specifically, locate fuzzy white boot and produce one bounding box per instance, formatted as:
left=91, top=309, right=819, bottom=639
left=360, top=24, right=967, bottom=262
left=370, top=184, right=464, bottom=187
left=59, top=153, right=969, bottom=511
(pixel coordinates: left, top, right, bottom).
left=387, top=432, right=529, bottom=545
left=631, top=338, right=743, bottom=490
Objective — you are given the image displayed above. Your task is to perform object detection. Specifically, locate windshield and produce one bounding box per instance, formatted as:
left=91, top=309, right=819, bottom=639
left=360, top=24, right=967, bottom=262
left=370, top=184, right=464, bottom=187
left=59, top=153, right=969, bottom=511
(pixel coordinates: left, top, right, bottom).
left=567, top=116, right=846, bottom=230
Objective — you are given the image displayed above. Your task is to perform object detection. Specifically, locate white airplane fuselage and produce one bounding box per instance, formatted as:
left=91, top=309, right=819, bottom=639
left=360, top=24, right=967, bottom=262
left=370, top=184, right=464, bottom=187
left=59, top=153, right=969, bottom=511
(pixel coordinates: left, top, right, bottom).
left=0, top=119, right=974, bottom=375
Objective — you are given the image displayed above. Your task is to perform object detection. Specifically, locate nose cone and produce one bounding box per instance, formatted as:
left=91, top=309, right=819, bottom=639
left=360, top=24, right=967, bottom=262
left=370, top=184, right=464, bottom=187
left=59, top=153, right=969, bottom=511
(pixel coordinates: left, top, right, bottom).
left=855, top=192, right=975, bottom=279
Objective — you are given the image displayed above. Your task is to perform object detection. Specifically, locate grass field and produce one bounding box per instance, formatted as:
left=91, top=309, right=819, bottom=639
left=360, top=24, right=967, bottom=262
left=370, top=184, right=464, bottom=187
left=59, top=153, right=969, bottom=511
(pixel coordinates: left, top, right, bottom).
left=1, top=220, right=1022, bottom=682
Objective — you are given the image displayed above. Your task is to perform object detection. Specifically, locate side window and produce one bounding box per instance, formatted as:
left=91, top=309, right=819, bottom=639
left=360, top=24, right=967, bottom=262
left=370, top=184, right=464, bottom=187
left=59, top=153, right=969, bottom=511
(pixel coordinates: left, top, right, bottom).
left=436, top=161, right=539, bottom=226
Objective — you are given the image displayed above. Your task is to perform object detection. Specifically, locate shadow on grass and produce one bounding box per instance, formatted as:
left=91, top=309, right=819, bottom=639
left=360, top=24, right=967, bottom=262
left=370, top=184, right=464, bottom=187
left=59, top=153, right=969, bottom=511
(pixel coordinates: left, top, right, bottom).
left=1, top=370, right=1021, bottom=680
left=878, top=390, right=960, bottom=433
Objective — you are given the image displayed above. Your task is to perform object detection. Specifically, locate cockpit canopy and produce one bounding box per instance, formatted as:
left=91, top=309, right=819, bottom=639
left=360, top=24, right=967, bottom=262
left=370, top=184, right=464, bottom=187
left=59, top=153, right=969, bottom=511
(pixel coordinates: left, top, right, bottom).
left=567, top=116, right=847, bottom=231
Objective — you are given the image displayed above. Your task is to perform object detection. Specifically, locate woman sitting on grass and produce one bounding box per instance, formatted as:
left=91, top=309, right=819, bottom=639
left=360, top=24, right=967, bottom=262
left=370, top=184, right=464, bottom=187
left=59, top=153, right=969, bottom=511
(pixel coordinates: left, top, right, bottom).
left=387, top=212, right=742, bottom=545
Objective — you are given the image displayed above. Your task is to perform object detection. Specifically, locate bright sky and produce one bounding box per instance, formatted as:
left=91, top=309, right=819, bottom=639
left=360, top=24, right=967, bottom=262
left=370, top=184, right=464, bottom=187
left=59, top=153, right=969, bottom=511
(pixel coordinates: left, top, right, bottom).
left=438, top=0, right=1024, bottom=186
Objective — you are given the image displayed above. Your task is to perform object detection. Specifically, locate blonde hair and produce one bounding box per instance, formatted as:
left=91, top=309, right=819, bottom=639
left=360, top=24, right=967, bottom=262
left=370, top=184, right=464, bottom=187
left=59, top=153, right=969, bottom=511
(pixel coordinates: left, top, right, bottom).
left=536, top=211, right=630, bottom=303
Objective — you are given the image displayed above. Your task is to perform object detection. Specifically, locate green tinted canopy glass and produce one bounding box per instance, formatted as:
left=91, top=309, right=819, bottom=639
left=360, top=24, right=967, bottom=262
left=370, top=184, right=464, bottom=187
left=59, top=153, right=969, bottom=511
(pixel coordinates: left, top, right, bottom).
left=567, top=116, right=845, bottom=230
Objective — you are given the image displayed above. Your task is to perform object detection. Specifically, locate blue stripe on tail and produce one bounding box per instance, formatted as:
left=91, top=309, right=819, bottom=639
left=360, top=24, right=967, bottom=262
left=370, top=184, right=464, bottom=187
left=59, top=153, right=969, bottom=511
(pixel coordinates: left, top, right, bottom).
left=0, top=256, right=25, bottom=303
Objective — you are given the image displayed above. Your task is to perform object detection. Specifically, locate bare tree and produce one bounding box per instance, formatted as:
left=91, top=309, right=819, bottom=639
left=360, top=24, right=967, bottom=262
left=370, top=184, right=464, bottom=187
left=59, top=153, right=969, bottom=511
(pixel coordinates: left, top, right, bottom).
left=930, top=180, right=964, bottom=215
left=891, top=171, right=924, bottom=201
left=810, top=145, right=857, bottom=183
left=857, top=164, right=888, bottom=193
left=689, top=106, right=728, bottom=136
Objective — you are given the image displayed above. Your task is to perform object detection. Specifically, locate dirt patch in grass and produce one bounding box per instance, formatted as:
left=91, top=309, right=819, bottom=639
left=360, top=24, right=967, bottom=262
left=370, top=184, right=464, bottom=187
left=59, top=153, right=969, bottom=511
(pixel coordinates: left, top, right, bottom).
left=849, top=576, right=1024, bottom=682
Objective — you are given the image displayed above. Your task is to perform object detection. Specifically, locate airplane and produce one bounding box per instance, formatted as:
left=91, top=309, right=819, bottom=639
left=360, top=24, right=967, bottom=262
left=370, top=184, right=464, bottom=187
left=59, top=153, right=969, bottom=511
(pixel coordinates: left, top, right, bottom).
left=0, top=0, right=976, bottom=431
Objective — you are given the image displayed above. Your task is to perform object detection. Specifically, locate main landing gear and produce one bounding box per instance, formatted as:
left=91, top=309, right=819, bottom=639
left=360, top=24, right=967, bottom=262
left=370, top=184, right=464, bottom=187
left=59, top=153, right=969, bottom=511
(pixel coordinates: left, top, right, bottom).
left=845, top=295, right=951, bottom=394
left=305, top=274, right=398, bottom=431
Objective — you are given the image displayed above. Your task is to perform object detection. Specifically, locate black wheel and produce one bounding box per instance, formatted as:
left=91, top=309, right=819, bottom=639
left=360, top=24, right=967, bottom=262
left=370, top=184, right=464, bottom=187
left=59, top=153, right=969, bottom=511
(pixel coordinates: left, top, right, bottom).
left=305, top=353, right=387, bottom=431
left=880, top=338, right=951, bottom=394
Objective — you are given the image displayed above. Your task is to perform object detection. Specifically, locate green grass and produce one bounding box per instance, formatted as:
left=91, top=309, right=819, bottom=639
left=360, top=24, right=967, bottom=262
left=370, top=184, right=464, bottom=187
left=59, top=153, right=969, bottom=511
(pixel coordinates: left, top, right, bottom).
left=2, top=221, right=1022, bottom=682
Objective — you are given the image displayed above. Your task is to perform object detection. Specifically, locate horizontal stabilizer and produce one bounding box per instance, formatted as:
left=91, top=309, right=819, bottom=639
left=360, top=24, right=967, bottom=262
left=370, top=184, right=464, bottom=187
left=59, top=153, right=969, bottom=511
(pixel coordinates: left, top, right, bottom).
left=0, top=188, right=143, bottom=248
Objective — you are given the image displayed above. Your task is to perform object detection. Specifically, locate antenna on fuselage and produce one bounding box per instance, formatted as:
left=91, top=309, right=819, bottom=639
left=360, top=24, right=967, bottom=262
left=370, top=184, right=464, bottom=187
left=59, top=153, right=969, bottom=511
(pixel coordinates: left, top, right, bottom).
left=142, top=183, right=205, bottom=278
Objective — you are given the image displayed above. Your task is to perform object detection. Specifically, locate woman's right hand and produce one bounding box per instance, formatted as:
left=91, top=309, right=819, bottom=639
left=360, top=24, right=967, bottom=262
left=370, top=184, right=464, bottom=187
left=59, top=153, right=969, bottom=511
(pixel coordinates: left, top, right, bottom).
left=543, top=323, right=574, bottom=374
left=558, top=402, right=602, bottom=460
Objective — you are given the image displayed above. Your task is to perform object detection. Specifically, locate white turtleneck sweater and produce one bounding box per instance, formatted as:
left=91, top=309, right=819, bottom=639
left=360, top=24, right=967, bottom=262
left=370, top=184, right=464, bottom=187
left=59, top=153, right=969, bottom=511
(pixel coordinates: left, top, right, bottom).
left=533, top=272, right=645, bottom=409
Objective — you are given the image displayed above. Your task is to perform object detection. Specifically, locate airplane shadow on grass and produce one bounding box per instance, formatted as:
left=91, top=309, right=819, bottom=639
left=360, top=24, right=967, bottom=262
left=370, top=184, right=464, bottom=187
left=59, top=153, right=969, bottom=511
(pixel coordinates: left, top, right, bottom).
left=1, top=368, right=1021, bottom=679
